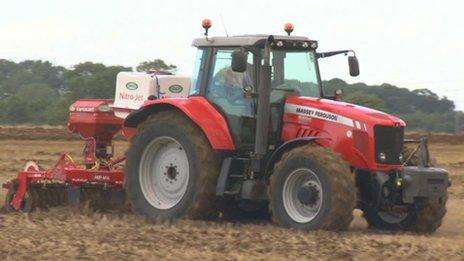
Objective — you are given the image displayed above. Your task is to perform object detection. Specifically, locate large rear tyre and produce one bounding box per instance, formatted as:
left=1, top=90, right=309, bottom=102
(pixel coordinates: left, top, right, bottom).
left=268, top=145, right=356, bottom=230
left=125, top=111, right=220, bottom=221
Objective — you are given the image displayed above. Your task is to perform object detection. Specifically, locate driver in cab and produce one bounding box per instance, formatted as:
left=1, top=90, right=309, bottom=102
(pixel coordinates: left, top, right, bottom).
left=212, top=65, right=253, bottom=105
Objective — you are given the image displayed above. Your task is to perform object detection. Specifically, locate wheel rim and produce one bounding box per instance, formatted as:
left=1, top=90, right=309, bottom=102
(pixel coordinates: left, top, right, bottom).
left=139, top=136, right=189, bottom=210
left=283, top=168, right=323, bottom=223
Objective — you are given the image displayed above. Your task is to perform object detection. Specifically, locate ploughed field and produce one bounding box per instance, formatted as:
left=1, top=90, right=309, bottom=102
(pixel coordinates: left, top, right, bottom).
left=0, top=126, right=463, bottom=260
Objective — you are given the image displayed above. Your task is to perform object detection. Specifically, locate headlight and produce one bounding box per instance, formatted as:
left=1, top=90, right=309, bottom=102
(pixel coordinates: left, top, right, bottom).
left=379, top=152, right=387, bottom=162
left=97, top=104, right=112, bottom=112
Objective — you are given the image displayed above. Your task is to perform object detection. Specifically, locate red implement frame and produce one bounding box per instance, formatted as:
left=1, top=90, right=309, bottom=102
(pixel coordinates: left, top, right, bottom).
left=3, top=99, right=128, bottom=211
left=3, top=154, right=125, bottom=210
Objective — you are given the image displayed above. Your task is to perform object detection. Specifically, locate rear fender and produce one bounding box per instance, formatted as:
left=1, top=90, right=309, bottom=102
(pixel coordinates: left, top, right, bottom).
left=124, top=97, right=235, bottom=151
left=264, top=137, right=327, bottom=180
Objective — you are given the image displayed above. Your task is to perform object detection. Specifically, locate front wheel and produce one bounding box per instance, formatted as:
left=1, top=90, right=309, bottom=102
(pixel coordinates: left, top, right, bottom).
left=268, top=145, right=356, bottom=230
left=361, top=200, right=447, bottom=233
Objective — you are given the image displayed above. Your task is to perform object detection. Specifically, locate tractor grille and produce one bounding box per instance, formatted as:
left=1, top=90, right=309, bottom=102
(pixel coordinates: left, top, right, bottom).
left=374, top=125, right=404, bottom=164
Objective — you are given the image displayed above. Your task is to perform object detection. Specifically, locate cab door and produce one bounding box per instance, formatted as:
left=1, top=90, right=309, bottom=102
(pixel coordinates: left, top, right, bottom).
left=205, top=48, right=257, bottom=151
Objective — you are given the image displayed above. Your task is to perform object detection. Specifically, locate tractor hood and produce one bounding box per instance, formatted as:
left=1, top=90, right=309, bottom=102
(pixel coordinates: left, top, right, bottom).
left=285, top=96, right=406, bottom=127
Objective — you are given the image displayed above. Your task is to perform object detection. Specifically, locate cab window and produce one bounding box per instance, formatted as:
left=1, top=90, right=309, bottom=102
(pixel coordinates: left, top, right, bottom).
left=206, top=49, right=255, bottom=149
left=189, top=49, right=205, bottom=96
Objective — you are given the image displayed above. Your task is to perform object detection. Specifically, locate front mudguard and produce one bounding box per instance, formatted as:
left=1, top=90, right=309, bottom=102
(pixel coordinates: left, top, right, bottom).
left=401, top=166, right=450, bottom=204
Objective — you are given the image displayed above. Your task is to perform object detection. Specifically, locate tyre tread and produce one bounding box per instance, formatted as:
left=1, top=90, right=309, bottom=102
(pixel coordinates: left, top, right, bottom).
left=268, top=144, right=356, bottom=230
left=126, top=110, right=220, bottom=220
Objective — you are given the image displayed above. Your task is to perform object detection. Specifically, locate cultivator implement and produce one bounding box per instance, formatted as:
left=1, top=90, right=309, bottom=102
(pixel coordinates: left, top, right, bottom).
left=3, top=99, right=129, bottom=212
left=3, top=155, right=125, bottom=212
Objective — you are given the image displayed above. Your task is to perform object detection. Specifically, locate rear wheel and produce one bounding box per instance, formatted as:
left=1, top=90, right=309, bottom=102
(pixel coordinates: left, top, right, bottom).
left=268, top=145, right=356, bottom=230
left=139, top=136, right=190, bottom=210
left=125, top=111, right=220, bottom=221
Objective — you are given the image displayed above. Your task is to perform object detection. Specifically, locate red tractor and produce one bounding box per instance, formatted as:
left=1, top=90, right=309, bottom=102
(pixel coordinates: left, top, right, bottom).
left=4, top=21, right=449, bottom=233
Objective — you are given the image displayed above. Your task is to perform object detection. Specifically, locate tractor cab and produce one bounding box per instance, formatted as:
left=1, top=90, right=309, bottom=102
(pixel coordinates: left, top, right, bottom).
left=189, top=32, right=359, bottom=153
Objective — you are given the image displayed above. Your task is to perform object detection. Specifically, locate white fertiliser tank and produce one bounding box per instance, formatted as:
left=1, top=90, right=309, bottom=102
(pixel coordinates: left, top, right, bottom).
left=112, top=72, right=191, bottom=118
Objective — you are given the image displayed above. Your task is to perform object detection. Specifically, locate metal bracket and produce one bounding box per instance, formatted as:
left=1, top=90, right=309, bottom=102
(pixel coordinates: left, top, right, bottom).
left=403, top=137, right=431, bottom=167
left=418, top=137, right=430, bottom=167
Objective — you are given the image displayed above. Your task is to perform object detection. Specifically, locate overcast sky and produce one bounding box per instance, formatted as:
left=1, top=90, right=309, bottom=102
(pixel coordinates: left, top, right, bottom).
left=1, top=0, right=463, bottom=110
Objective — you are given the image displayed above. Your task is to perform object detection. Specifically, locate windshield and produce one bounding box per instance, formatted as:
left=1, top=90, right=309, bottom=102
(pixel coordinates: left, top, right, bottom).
left=270, top=50, right=320, bottom=98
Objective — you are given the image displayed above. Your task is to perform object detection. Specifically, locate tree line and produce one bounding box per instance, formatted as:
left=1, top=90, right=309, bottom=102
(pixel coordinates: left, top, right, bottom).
left=0, top=59, right=176, bottom=125
left=325, top=79, right=463, bottom=133
left=0, top=59, right=462, bottom=133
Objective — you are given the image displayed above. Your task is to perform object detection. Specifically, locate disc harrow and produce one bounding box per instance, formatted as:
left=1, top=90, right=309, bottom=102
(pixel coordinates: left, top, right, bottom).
left=3, top=111, right=126, bottom=213
left=29, top=183, right=68, bottom=210
left=4, top=180, right=127, bottom=212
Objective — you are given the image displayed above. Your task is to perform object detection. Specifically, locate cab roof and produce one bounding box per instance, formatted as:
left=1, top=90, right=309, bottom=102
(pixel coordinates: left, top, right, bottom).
left=192, top=34, right=316, bottom=48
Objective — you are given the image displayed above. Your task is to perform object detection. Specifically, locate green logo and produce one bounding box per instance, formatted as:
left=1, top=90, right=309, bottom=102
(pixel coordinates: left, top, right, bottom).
left=169, top=85, right=183, bottom=93
left=126, top=82, right=138, bottom=90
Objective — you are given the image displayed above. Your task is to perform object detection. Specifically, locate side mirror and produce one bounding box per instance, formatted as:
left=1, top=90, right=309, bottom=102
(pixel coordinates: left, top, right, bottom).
left=231, top=49, right=248, bottom=73
left=348, top=56, right=360, bottom=77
